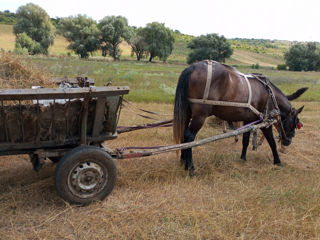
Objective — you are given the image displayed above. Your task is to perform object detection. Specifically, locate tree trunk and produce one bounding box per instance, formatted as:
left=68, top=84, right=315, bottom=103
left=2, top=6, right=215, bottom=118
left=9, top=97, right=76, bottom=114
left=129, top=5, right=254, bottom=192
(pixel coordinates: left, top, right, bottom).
left=113, top=46, right=117, bottom=61
left=149, top=54, right=153, bottom=62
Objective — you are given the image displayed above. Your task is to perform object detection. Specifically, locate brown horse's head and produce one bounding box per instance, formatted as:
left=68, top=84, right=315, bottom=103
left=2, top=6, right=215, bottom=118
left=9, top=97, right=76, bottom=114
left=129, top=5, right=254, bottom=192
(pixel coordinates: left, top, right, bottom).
left=278, top=87, right=308, bottom=146
left=280, top=106, right=304, bottom=146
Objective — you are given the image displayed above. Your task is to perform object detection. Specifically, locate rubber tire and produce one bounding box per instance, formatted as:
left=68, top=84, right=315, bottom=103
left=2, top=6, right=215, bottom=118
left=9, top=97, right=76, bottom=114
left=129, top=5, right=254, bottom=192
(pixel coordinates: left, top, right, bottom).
left=54, top=145, right=117, bottom=205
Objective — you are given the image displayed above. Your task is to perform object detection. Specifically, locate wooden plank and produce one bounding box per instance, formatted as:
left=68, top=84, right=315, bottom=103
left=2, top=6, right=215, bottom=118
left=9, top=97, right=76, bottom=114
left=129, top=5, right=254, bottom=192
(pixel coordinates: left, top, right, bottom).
left=92, top=97, right=107, bottom=138
left=0, top=86, right=129, bottom=100
left=0, top=133, right=117, bottom=153
left=80, top=97, right=89, bottom=144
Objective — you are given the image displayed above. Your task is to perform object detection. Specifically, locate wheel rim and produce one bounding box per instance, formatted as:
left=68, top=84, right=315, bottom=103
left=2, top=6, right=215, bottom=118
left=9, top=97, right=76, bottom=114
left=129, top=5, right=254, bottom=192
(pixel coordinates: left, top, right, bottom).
left=67, top=161, right=108, bottom=199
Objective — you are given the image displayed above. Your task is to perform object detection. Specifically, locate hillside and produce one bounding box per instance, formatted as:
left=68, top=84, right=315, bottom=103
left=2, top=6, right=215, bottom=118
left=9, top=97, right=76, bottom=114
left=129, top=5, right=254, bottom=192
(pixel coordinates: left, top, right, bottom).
left=0, top=24, right=289, bottom=66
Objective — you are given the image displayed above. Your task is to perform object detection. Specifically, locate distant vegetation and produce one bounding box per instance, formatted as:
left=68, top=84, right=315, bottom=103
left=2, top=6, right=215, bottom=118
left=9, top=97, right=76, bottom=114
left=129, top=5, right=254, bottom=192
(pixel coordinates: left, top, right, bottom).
left=187, top=33, right=233, bottom=64
left=13, top=3, right=55, bottom=55
left=284, top=42, right=320, bottom=71
left=0, top=10, right=16, bottom=24
left=1, top=4, right=320, bottom=71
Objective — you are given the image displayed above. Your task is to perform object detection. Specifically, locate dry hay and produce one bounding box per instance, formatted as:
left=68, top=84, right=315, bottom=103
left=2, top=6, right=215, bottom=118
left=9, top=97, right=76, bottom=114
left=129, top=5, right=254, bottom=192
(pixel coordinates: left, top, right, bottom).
left=0, top=101, right=319, bottom=239
left=0, top=50, right=53, bottom=89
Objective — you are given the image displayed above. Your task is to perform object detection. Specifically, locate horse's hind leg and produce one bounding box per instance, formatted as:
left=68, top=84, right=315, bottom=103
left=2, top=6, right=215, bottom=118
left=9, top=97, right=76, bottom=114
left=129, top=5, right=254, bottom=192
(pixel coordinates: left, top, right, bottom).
left=181, top=116, right=206, bottom=176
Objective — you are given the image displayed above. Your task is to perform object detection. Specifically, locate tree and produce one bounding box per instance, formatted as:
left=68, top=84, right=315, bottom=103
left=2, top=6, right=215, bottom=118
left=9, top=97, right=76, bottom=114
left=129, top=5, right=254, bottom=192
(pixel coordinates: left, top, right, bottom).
left=98, top=16, right=131, bottom=60
left=285, top=42, right=320, bottom=71
left=58, top=15, right=100, bottom=58
left=128, top=27, right=148, bottom=61
left=13, top=3, right=55, bottom=55
left=141, top=22, right=175, bottom=62
left=187, top=33, right=233, bottom=64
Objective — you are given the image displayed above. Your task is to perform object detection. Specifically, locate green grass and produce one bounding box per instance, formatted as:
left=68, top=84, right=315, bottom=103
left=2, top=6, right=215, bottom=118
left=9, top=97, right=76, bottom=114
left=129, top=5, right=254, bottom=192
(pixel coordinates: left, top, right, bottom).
left=22, top=56, right=320, bottom=102
left=0, top=23, right=318, bottom=102
left=23, top=56, right=185, bottom=102
left=237, top=66, right=320, bottom=101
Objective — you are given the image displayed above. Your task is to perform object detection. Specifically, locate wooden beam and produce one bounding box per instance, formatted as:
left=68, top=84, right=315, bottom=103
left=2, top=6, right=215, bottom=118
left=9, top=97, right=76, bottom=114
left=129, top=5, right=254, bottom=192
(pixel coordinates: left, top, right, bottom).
left=0, top=86, right=129, bottom=100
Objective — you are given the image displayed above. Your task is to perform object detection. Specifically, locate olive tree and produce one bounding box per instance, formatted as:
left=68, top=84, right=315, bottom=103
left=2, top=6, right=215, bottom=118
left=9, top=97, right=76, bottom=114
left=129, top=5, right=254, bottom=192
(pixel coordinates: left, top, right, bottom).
left=13, top=3, right=55, bottom=54
left=285, top=42, right=320, bottom=71
left=141, top=22, right=175, bottom=62
left=98, top=16, right=131, bottom=60
left=187, top=33, right=233, bottom=64
left=128, top=27, right=148, bottom=61
left=58, top=15, right=100, bottom=58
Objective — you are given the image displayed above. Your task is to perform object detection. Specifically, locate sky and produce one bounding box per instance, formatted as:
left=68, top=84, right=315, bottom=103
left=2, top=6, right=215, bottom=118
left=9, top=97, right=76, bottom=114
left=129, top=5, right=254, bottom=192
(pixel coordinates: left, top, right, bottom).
left=1, top=0, right=319, bottom=42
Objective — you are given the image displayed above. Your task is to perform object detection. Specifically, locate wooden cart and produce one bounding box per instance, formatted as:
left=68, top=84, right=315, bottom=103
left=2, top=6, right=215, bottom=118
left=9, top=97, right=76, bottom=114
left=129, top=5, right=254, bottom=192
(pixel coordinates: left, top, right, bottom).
left=0, top=86, right=129, bottom=205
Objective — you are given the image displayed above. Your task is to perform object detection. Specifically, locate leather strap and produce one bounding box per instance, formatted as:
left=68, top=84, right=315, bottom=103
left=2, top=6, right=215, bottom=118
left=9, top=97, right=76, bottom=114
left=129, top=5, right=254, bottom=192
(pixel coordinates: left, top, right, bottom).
left=188, top=98, right=262, bottom=116
left=203, top=60, right=213, bottom=100
left=189, top=61, right=262, bottom=117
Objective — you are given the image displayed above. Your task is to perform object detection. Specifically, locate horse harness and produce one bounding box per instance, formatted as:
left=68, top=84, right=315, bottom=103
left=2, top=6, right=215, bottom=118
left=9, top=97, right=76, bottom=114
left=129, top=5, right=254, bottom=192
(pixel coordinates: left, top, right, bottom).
left=188, top=60, right=290, bottom=141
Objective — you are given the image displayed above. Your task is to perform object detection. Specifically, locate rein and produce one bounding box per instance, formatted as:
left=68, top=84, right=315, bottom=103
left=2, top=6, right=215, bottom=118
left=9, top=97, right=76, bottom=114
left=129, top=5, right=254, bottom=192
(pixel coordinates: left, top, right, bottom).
left=252, top=74, right=291, bottom=142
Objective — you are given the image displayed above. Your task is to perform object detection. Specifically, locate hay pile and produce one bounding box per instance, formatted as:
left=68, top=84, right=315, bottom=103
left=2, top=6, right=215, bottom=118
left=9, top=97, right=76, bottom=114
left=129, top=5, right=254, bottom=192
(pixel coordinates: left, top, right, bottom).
left=0, top=51, right=53, bottom=89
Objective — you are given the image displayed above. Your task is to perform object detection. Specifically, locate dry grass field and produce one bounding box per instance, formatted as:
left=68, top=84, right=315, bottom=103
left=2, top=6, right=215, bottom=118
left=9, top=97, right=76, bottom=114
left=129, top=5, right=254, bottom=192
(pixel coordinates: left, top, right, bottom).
left=0, top=100, right=319, bottom=240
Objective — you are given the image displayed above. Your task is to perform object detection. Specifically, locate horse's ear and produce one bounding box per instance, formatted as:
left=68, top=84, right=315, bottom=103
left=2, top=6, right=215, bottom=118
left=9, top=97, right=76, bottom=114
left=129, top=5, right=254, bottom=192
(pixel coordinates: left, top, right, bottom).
left=297, top=105, right=304, bottom=114
left=286, top=87, right=308, bottom=101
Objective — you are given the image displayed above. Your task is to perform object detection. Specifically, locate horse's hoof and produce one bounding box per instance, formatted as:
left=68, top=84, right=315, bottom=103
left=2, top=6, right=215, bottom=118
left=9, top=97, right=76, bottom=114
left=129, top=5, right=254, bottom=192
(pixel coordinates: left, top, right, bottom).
left=240, top=156, right=247, bottom=161
left=274, top=162, right=283, bottom=167
left=189, top=168, right=195, bottom=177
left=180, top=158, right=186, bottom=166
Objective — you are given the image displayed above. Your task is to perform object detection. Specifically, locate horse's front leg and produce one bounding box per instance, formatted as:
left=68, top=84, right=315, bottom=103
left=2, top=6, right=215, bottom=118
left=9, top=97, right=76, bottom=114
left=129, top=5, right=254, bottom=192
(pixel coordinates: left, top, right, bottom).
left=261, top=126, right=281, bottom=165
left=240, top=131, right=251, bottom=161
left=181, top=116, right=205, bottom=176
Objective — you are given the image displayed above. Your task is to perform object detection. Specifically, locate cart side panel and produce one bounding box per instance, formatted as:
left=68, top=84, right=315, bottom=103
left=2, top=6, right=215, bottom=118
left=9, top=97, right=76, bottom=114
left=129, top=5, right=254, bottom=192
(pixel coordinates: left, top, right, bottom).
left=0, top=96, right=122, bottom=153
left=104, top=96, right=121, bottom=134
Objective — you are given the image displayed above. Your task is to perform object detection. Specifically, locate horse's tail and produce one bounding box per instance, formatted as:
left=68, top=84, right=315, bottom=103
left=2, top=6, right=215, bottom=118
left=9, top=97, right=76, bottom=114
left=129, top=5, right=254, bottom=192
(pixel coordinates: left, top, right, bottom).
left=173, top=65, right=194, bottom=145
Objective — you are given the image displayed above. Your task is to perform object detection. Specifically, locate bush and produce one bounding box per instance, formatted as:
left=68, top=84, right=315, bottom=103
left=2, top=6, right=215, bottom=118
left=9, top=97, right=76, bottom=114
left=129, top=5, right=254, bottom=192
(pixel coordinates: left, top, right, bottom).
left=277, top=64, right=287, bottom=70
left=15, top=32, right=42, bottom=55
left=251, top=63, right=260, bottom=69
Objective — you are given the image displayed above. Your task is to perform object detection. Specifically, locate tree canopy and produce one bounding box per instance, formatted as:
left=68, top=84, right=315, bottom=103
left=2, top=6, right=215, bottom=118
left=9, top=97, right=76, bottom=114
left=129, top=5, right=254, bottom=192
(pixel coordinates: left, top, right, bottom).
left=140, top=22, right=175, bottom=62
left=187, top=33, right=233, bottom=64
left=58, top=15, right=100, bottom=58
left=98, top=16, right=131, bottom=60
left=284, top=42, right=320, bottom=71
left=128, top=27, right=148, bottom=61
left=13, top=3, right=55, bottom=54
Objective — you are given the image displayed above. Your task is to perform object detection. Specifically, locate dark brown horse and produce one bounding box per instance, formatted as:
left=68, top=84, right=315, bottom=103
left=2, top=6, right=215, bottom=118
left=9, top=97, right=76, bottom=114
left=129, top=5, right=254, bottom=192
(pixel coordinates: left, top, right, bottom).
left=173, top=60, right=307, bottom=175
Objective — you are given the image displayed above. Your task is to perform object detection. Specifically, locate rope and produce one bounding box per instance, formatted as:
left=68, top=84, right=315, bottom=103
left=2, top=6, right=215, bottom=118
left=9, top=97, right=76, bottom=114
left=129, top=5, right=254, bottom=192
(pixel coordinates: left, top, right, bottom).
left=122, top=98, right=171, bottom=117
left=117, top=119, right=173, bottom=134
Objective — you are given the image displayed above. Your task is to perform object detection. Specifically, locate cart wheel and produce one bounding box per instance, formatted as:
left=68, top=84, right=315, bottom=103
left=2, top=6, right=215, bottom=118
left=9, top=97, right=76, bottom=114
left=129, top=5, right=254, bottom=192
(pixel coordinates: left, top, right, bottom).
left=54, top=145, right=117, bottom=205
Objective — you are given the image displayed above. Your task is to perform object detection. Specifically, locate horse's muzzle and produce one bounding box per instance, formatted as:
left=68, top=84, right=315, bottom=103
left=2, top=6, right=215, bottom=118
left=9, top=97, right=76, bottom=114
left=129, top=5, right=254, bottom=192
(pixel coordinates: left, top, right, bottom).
left=282, top=138, right=292, bottom=146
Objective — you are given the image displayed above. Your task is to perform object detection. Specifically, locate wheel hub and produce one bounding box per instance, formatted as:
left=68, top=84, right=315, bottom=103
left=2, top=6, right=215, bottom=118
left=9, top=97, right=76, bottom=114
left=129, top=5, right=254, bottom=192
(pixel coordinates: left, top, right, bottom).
left=68, top=161, right=108, bottom=198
